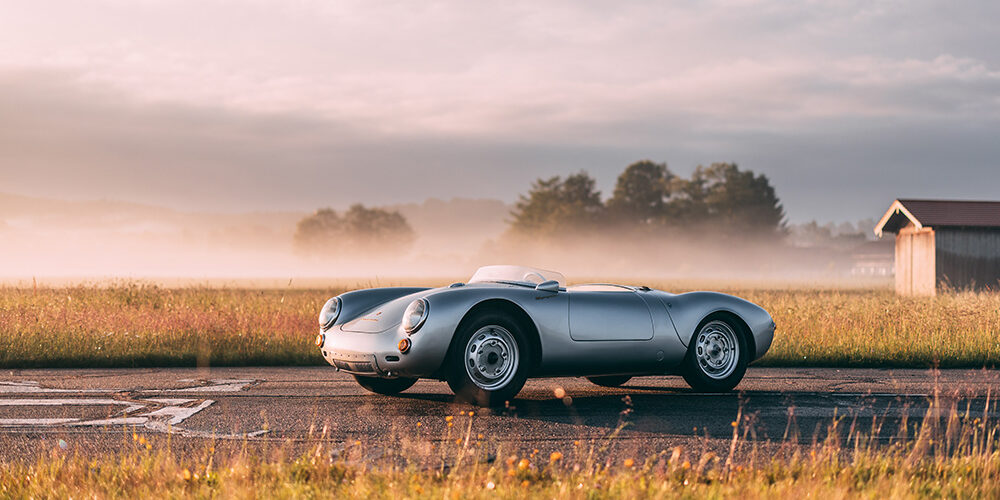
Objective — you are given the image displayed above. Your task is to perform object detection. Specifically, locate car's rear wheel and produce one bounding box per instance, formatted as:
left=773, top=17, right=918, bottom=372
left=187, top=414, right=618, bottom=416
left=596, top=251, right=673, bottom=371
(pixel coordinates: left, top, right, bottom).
left=587, top=375, right=632, bottom=387
left=446, top=312, right=531, bottom=406
left=681, top=315, right=748, bottom=392
left=354, top=375, right=417, bottom=395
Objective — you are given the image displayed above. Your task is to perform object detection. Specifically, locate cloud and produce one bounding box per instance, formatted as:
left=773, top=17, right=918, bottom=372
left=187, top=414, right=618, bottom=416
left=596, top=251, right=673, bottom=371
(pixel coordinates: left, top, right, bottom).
left=2, top=1, right=1000, bottom=222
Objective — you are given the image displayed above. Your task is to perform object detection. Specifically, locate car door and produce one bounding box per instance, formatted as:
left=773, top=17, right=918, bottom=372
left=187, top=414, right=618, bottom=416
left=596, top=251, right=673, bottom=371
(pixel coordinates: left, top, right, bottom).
left=568, top=288, right=654, bottom=341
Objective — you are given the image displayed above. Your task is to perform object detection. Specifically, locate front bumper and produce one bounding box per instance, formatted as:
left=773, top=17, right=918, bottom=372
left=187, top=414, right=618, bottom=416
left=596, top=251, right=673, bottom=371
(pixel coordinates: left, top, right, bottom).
left=317, top=321, right=452, bottom=379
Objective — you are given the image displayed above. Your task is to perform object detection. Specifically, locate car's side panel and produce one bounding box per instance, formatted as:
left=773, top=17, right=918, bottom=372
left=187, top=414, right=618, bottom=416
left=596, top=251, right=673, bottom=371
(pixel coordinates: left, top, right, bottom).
left=530, top=290, right=685, bottom=377
left=395, top=284, right=686, bottom=379
left=567, top=290, right=654, bottom=341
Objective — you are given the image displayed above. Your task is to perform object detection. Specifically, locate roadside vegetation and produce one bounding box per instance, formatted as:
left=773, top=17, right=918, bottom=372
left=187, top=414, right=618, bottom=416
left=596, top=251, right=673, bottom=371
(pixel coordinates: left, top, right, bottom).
left=4, top=394, right=1000, bottom=498
left=1, top=281, right=999, bottom=368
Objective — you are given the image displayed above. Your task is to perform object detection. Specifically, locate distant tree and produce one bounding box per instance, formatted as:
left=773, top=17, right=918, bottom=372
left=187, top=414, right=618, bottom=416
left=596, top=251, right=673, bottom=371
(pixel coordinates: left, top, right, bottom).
left=674, top=163, right=785, bottom=235
left=294, top=204, right=415, bottom=256
left=607, top=160, right=674, bottom=226
left=508, top=171, right=605, bottom=238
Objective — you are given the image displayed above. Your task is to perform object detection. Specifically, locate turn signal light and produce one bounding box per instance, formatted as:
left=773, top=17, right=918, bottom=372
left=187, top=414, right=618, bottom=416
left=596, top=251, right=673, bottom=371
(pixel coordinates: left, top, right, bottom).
left=315, top=334, right=325, bottom=348
left=398, top=338, right=411, bottom=354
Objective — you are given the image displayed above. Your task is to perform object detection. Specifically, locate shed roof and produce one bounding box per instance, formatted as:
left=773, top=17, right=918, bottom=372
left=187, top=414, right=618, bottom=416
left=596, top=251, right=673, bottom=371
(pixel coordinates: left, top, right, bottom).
left=875, top=199, right=1000, bottom=237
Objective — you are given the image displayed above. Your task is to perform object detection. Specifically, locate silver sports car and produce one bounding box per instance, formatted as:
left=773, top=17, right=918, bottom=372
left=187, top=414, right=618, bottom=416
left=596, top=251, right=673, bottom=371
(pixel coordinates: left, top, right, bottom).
left=315, top=265, right=775, bottom=406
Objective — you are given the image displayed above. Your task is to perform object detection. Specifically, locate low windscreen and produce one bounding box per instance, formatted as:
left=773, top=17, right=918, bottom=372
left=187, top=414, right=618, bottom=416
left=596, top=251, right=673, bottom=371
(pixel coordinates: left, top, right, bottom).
left=469, top=265, right=566, bottom=286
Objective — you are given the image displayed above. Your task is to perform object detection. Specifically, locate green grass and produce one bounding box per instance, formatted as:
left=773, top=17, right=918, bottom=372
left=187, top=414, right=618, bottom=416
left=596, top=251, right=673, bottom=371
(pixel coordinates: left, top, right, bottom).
left=1, top=281, right=999, bottom=368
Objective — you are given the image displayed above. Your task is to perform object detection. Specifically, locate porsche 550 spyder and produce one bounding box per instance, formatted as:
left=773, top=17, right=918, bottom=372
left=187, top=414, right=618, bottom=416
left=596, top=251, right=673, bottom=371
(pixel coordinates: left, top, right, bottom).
left=315, top=265, right=775, bottom=406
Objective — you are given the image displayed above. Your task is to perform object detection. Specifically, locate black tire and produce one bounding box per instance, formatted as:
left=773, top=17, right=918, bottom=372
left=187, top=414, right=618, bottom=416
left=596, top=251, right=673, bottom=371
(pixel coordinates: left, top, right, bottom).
left=354, top=375, right=418, bottom=395
left=681, top=315, right=749, bottom=392
left=446, top=311, right=531, bottom=407
left=587, top=375, right=632, bottom=388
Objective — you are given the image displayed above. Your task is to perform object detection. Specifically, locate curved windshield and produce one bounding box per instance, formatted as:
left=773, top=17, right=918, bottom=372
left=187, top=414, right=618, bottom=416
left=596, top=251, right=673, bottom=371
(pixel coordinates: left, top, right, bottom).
left=469, top=265, right=566, bottom=287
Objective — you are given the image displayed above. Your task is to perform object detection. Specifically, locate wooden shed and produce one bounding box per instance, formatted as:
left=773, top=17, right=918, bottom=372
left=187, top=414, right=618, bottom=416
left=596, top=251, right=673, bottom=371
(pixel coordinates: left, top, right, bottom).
left=875, top=199, right=1000, bottom=295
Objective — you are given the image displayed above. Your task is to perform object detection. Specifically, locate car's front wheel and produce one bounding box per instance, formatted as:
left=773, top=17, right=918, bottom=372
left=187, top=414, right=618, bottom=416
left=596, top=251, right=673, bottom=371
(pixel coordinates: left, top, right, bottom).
left=354, top=375, right=417, bottom=395
left=446, top=312, right=531, bottom=406
left=681, top=315, right=749, bottom=392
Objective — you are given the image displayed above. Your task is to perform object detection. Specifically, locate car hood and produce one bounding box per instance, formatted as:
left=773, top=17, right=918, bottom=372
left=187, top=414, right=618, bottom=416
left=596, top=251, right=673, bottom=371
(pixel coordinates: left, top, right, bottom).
left=341, top=289, right=437, bottom=333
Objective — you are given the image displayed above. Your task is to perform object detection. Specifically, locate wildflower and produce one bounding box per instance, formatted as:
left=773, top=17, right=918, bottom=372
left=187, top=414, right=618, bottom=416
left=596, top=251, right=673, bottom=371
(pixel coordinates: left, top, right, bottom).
left=554, top=387, right=566, bottom=398
left=448, top=422, right=453, bottom=428
left=682, top=461, right=691, bottom=469
left=146, top=443, right=152, bottom=451
left=355, top=440, right=362, bottom=446
left=507, top=469, right=516, bottom=477
left=468, top=411, right=475, bottom=417
left=731, top=421, right=738, bottom=427
left=550, top=451, right=563, bottom=462
left=182, top=468, right=192, bottom=481
left=132, top=433, right=138, bottom=442
left=456, top=439, right=462, bottom=445
left=573, top=440, right=580, bottom=446
left=445, top=416, right=454, bottom=422
left=416, top=422, right=422, bottom=427
left=486, top=481, right=495, bottom=490
left=506, top=455, right=517, bottom=466
left=138, top=436, right=147, bottom=446
left=518, top=458, right=530, bottom=471
left=521, top=480, right=530, bottom=488
left=624, top=458, right=635, bottom=468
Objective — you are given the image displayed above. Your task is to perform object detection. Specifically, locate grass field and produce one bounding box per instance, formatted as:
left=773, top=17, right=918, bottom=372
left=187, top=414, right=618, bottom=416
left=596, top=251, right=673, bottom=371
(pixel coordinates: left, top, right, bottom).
left=3, top=395, right=1000, bottom=498
left=1, top=281, right=999, bottom=368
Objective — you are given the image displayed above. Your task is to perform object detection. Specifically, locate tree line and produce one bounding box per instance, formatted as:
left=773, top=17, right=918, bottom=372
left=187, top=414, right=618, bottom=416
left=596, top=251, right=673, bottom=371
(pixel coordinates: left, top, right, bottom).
left=508, top=161, right=785, bottom=239
left=294, top=160, right=786, bottom=255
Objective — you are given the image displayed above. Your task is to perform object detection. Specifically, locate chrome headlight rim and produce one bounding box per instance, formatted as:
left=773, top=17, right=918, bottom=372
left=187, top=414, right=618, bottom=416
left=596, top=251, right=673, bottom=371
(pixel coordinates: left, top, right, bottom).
left=402, top=298, right=429, bottom=334
left=319, top=297, right=342, bottom=331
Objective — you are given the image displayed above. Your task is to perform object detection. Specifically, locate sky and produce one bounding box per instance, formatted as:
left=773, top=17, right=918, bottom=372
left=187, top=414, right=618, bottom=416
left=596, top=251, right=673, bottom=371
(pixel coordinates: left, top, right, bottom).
left=2, top=0, right=999, bottom=223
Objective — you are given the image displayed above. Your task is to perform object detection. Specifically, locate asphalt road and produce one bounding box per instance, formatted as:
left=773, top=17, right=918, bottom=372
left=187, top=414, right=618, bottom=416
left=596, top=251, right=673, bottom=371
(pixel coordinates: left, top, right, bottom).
left=2, top=367, right=999, bottom=461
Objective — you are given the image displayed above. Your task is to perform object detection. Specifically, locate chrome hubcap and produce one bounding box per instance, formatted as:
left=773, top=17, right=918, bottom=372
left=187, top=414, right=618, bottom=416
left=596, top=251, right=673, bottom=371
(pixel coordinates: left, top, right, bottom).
left=695, top=320, right=739, bottom=380
left=465, top=325, right=519, bottom=390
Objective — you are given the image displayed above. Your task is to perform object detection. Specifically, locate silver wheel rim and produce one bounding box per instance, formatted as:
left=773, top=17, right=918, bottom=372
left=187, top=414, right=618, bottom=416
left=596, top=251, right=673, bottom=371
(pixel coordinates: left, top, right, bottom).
left=695, top=320, right=740, bottom=380
left=465, top=325, right=519, bottom=391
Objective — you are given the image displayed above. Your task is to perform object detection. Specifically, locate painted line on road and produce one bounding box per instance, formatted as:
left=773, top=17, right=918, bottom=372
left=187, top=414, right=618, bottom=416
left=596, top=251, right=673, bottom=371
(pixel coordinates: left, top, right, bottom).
left=0, top=396, right=268, bottom=438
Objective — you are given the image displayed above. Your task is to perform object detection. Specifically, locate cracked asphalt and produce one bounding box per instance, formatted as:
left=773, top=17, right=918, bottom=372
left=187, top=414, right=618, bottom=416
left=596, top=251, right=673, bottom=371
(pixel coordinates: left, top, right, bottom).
left=1, top=367, right=998, bottom=461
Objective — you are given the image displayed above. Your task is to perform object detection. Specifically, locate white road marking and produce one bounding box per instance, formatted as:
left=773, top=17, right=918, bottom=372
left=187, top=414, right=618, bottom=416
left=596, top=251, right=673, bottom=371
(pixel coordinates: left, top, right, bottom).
left=170, top=379, right=254, bottom=392
left=1, top=379, right=257, bottom=394
left=0, top=382, right=114, bottom=393
left=140, top=400, right=214, bottom=425
left=71, top=417, right=149, bottom=426
left=0, top=397, right=266, bottom=438
left=0, top=398, right=145, bottom=414
left=0, top=418, right=78, bottom=426
left=145, top=398, right=195, bottom=405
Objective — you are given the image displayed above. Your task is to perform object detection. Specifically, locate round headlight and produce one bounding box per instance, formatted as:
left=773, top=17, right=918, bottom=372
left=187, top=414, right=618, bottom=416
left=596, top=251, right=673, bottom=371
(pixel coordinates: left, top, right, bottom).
left=402, top=298, right=429, bottom=334
left=319, top=297, right=341, bottom=330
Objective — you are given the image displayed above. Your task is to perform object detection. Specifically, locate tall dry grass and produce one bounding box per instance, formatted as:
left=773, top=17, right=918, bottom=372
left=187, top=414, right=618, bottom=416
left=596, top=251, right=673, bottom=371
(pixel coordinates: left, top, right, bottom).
left=0, top=282, right=336, bottom=367
left=1, top=281, right=999, bottom=368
